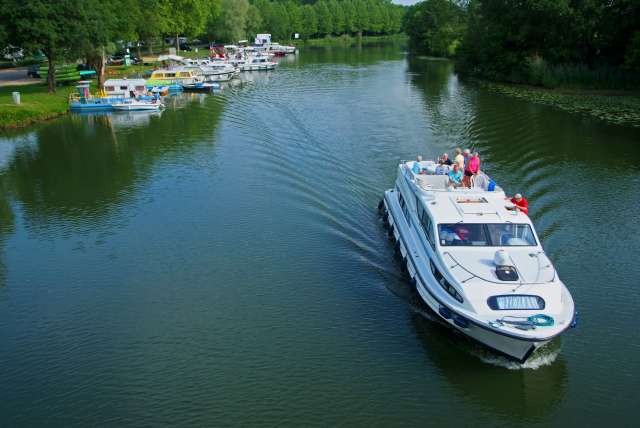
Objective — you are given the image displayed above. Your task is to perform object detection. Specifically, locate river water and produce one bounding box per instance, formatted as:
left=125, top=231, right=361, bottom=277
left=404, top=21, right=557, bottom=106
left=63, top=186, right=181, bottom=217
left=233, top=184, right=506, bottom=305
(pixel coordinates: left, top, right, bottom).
left=1, top=43, right=639, bottom=426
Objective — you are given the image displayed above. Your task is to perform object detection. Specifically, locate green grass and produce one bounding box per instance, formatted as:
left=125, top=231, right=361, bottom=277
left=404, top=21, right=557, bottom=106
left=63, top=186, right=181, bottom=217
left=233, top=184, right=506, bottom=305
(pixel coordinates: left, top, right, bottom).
left=0, top=84, right=74, bottom=129
left=483, top=82, right=640, bottom=128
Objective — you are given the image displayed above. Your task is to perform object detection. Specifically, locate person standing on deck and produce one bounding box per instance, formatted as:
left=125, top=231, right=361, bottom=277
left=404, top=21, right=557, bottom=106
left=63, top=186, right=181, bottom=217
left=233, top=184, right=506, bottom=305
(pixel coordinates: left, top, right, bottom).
left=454, top=148, right=464, bottom=170
left=441, top=153, right=453, bottom=166
left=464, top=152, right=480, bottom=187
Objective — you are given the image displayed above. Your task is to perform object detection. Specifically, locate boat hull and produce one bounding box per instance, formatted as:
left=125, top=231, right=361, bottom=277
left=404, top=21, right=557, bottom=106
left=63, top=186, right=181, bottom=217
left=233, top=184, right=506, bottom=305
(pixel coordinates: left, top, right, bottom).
left=112, top=103, right=161, bottom=111
left=383, top=190, right=552, bottom=363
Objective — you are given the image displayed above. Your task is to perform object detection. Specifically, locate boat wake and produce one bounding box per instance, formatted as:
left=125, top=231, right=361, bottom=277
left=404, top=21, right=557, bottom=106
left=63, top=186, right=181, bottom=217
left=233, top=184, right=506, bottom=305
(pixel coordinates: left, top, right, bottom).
left=473, top=342, right=560, bottom=370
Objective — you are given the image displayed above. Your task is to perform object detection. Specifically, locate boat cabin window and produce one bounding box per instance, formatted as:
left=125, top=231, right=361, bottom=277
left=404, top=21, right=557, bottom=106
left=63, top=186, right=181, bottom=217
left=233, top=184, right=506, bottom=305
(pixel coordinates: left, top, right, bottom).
left=438, top=223, right=537, bottom=247
left=416, top=198, right=435, bottom=249
left=398, top=192, right=410, bottom=223
left=105, top=86, right=114, bottom=91
left=487, top=295, right=545, bottom=310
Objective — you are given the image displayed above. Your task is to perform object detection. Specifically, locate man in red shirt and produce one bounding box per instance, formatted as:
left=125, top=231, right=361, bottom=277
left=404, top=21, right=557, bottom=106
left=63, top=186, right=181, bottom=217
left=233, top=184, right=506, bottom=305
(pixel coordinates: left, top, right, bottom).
left=507, top=193, right=529, bottom=215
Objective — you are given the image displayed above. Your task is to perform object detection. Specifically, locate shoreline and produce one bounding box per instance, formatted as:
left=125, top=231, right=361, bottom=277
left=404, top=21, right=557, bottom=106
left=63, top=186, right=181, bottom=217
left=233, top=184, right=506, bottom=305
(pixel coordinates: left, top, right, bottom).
left=477, top=80, right=640, bottom=128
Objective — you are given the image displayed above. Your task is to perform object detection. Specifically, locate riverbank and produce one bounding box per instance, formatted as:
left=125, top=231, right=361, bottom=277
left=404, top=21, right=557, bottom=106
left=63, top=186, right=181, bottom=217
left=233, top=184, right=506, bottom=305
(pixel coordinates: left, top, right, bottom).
left=0, top=84, right=73, bottom=129
left=293, top=34, right=407, bottom=48
left=481, top=81, right=640, bottom=128
left=0, top=64, right=154, bottom=130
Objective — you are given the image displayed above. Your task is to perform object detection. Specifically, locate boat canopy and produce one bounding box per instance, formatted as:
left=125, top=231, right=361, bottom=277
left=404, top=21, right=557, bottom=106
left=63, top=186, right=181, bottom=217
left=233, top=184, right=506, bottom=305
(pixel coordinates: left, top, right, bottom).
left=157, top=54, right=186, bottom=63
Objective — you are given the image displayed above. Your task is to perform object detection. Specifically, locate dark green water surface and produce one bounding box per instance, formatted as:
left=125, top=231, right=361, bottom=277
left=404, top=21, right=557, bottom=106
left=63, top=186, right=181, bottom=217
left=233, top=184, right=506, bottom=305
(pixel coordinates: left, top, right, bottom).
left=1, top=44, right=639, bottom=426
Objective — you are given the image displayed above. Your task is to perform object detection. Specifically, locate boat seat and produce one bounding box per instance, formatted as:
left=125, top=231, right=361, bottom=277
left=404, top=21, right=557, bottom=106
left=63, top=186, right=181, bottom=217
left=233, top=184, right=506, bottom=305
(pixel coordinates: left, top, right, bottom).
left=416, top=175, right=449, bottom=190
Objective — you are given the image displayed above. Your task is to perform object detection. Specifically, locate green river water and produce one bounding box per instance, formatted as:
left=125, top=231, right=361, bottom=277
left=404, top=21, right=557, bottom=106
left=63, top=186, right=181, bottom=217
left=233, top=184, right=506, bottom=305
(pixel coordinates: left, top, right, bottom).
left=0, top=43, right=639, bottom=426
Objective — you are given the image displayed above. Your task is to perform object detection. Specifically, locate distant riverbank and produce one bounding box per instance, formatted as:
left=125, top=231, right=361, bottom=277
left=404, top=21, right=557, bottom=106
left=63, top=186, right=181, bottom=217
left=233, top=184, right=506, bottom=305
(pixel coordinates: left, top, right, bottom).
left=479, top=81, right=640, bottom=128
left=293, top=34, right=407, bottom=48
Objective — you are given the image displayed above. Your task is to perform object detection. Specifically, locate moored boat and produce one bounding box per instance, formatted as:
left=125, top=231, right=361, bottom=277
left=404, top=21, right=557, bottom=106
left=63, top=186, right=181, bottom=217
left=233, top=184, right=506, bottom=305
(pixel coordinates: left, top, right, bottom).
left=240, top=56, right=277, bottom=71
left=111, top=99, right=163, bottom=111
left=380, top=158, right=576, bottom=362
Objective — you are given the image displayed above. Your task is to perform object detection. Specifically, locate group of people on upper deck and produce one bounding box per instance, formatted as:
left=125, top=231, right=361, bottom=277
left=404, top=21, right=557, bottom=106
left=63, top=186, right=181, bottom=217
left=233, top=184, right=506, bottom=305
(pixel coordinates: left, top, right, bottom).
left=412, top=148, right=530, bottom=215
left=414, top=148, right=480, bottom=188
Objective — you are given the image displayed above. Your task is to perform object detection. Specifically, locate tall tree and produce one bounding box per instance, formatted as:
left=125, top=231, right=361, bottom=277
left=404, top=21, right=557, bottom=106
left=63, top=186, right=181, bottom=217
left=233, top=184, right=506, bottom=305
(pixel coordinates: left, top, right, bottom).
left=3, top=0, right=85, bottom=92
left=210, top=0, right=249, bottom=42
left=315, top=0, right=334, bottom=36
left=161, top=0, right=220, bottom=52
left=246, top=5, right=264, bottom=41
left=300, top=4, right=318, bottom=39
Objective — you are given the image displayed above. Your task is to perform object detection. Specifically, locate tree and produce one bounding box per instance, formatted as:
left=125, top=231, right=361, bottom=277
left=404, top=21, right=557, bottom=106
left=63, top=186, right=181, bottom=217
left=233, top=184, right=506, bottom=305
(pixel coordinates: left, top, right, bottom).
left=246, top=5, right=264, bottom=41
left=300, top=4, right=318, bottom=39
left=3, top=0, right=86, bottom=92
left=161, top=0, right=220, bottom=52
left=136, top=0, right=168, bottom=55
left=404, top=0, right=466, bottom=57
left=210, top=0, right=249, bottom=42
left=329, top=0, right=346, bottom=35
left=354, top=0, right=370, bottom=36
left=343, top=0, right=357, bottom=34
left=315, top=0, right=334, bottom=36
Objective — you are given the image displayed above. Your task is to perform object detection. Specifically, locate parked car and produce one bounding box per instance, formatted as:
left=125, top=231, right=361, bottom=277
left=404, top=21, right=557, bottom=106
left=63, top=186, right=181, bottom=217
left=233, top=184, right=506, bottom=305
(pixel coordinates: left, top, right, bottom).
left=27, top=64, right=40, bottom=78
left=108, top=52, right=141, bottom=65
left=178, top=44, right=193, bottom=51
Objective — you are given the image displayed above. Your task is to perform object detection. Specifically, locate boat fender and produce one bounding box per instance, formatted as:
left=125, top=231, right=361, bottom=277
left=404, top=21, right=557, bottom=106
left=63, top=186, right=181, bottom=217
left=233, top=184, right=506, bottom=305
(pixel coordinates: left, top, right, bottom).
left=394, top=240, right=401, bottom=253
left=453, top=314, right=469, bottom=329
left=388, top=225, right=395, bottom=239
left=570, top=311, right=578, bottom=329
left=382, top=212, right=389, bottom=224
left=378, top=199, right=384, bottom=211
left=528, top=314, right=554, bottom=327
left=439, top=306, right=452, bottom=320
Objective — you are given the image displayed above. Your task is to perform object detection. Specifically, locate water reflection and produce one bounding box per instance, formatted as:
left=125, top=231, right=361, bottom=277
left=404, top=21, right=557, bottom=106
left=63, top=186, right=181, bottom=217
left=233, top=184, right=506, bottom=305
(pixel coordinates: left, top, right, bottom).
left=410, top=313, right=568, bottom=422
left=0, top=94, right=225, bottom=285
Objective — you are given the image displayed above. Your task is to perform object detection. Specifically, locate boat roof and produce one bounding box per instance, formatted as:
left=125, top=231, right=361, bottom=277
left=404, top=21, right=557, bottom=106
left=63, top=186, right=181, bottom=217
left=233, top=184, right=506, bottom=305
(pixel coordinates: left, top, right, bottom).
left=404, top=160, right=530, bottom=225
left=157, top=54, right=185, bottom=62
left=104, top=78, right=146, bottom=86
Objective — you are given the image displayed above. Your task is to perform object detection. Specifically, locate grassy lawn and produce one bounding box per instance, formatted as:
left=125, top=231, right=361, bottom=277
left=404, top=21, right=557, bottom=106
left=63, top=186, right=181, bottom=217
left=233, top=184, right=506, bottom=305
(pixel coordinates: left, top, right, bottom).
left=0, top=84, right=74, bottom=129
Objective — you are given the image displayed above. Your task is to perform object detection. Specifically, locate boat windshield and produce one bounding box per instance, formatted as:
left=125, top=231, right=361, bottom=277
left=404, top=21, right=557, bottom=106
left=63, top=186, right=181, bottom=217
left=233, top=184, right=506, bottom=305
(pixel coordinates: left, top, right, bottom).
left=438, top=223, right=537, bottom=247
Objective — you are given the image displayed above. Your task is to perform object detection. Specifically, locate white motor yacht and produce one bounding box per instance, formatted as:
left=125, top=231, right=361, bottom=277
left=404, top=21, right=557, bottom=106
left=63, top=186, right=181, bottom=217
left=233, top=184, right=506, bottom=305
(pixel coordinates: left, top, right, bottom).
left=380, top=159, right=576, bottom=362
left=240, top=56, right=277, bottom=71
left=112, top=99, right=163, bottom=111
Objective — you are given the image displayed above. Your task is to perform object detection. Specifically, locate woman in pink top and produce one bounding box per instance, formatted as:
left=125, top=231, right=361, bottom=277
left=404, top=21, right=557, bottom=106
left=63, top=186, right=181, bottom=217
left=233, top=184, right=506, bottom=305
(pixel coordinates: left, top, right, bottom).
left=463, top=152, right=480, bottom=187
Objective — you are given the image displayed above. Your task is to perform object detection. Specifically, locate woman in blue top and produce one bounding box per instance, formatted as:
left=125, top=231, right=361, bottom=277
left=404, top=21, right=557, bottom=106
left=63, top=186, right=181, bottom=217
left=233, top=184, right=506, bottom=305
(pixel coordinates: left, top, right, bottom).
left=448, top=163, right=463, bottom=187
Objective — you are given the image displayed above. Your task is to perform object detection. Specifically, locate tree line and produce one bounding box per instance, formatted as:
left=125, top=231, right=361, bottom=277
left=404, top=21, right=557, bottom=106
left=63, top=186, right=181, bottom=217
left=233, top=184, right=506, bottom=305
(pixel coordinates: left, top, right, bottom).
left=404, top=0, right=640, bottom=88
left=0, top=0, right=404, bottom=93
left=209, top=0, right=405, bottom=45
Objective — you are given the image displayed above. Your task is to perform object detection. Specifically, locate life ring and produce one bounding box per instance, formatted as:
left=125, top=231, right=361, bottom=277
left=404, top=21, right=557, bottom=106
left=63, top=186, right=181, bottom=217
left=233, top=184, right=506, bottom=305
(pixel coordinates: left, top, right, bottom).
left=528, top=314, right=554, bottom=327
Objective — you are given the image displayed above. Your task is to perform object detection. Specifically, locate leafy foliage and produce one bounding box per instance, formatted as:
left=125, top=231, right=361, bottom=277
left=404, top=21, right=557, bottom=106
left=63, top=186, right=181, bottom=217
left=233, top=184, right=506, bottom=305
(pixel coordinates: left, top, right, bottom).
left=403, top=0, right=465, bottom=57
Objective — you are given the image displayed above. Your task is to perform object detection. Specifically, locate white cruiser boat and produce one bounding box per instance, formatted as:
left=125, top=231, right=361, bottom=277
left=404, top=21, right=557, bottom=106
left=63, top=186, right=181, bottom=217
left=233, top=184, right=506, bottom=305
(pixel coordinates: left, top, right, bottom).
left=240, top=56, right=277, bottom=71
left=380, top=159, right=576, bottom=362
left=112, top=99, right=163, bottom=111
